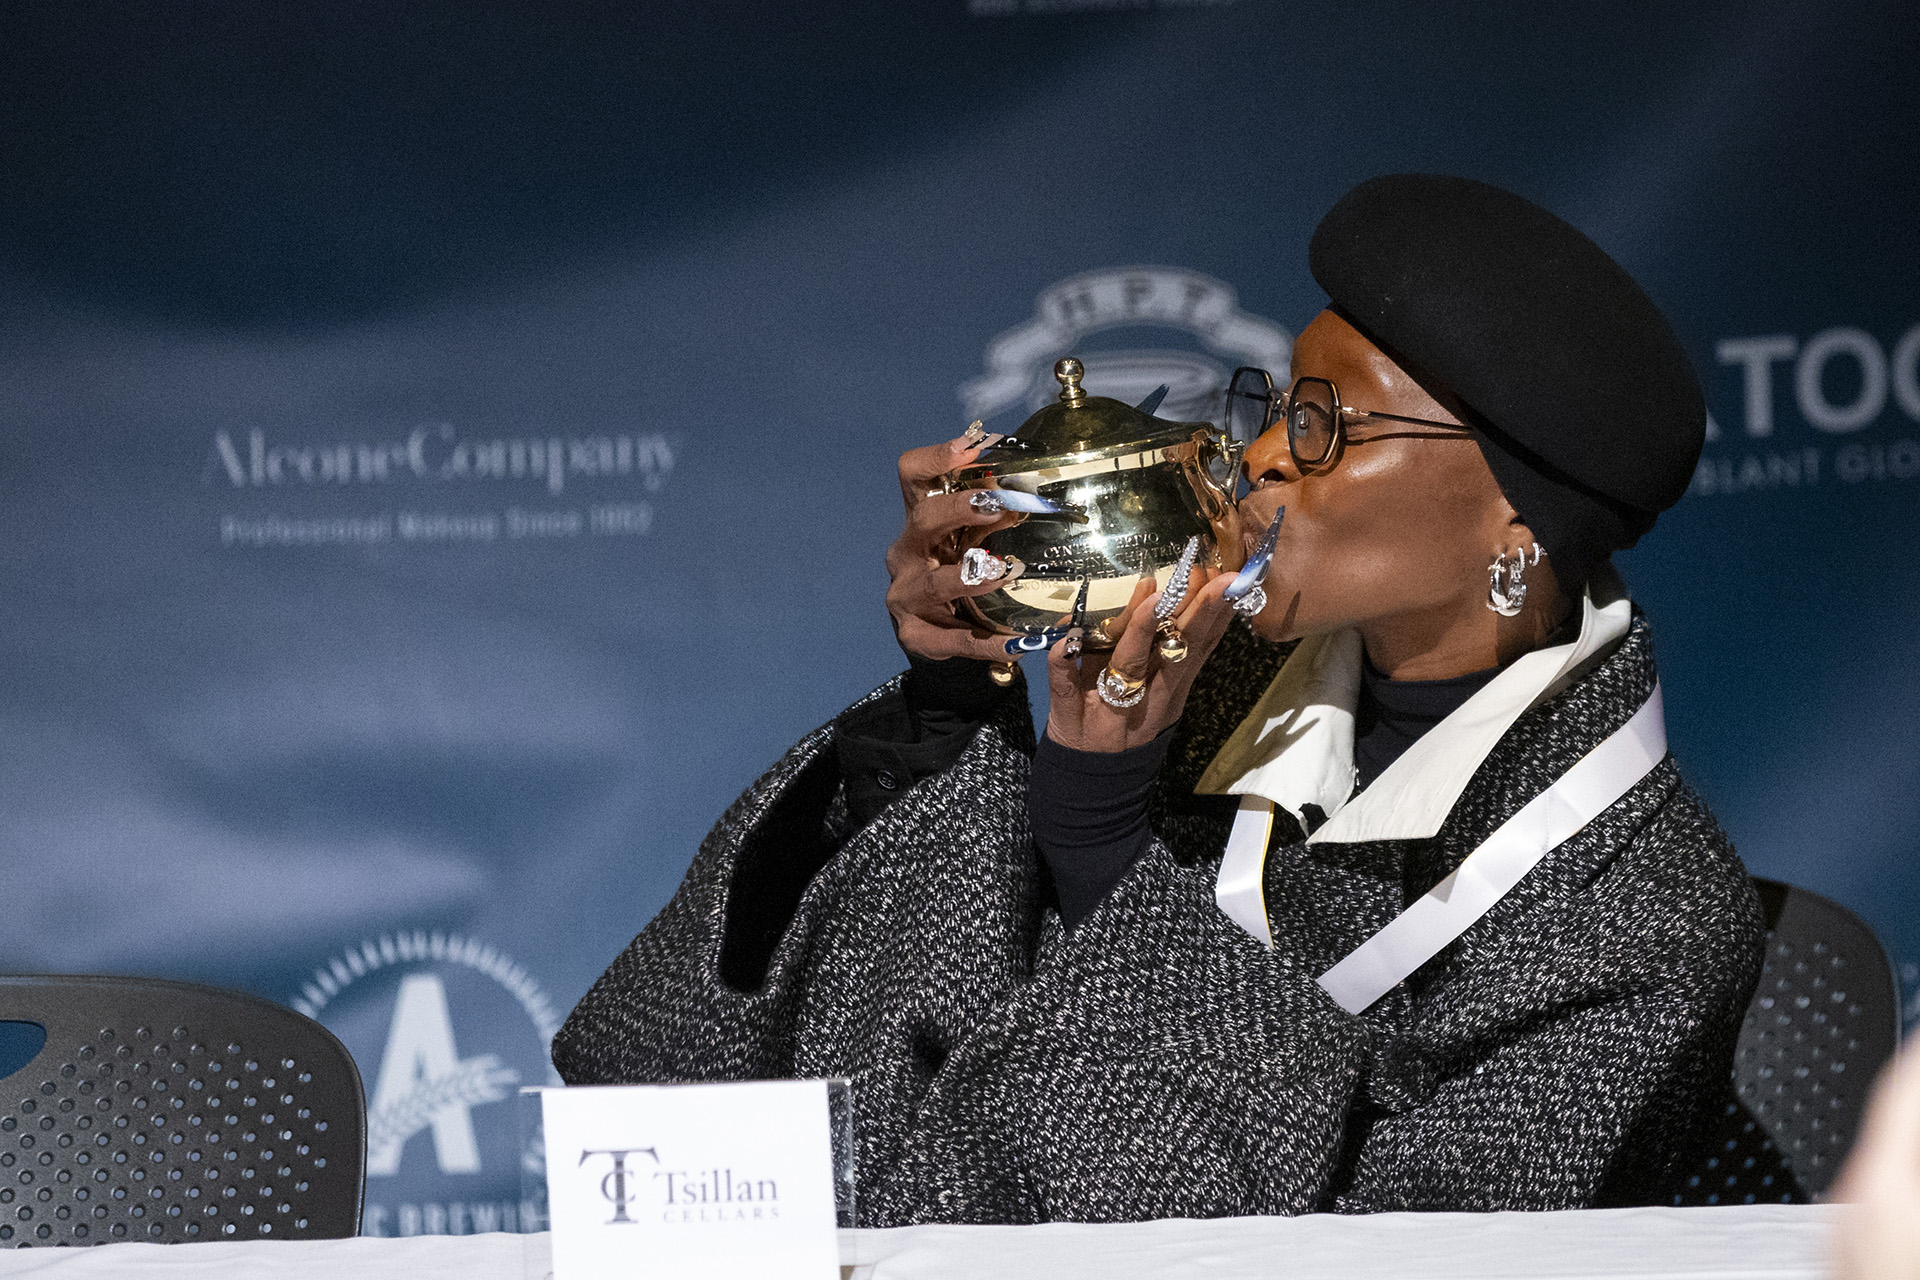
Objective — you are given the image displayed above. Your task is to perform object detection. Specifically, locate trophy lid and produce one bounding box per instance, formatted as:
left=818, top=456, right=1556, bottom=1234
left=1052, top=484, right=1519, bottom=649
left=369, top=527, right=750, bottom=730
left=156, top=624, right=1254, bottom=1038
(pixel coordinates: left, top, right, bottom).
left=980, top=357, right=1206, bottom=464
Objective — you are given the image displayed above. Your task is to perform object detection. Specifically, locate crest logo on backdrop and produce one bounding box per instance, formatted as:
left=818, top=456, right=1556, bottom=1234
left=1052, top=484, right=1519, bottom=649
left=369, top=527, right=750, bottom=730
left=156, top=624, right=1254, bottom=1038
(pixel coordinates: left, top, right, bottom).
left=962, top=267, right=1291, bottom=425
left=293, top=931, right=562, bottom=1236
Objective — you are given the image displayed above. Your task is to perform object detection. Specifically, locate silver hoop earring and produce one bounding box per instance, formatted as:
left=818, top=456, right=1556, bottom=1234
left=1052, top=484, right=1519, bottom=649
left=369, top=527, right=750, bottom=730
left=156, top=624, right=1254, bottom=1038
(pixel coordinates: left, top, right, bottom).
left=1486, top=550, right=1527, bottom=616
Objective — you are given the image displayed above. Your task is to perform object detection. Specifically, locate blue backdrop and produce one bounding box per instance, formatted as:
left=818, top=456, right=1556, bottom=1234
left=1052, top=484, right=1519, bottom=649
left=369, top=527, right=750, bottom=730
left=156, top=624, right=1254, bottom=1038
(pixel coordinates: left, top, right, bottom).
left=2, top=0, right=1915, bottom=1235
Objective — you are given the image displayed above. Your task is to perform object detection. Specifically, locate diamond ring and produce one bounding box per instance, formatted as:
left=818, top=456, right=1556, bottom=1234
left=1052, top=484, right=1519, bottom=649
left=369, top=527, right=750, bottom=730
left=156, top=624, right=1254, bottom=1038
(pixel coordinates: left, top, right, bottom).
left=959, top=547, right=1009, bottom=586
left=1096, top=665, right=1148, bottom=710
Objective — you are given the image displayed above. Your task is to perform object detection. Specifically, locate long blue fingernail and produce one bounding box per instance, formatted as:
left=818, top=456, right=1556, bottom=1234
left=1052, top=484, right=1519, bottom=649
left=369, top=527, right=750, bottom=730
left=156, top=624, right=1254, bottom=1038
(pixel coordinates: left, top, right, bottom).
left=971, top=488, right=1063, bottom=515
left=1224, top=549, right=1271, bottom=601
left=1006, top=628, right=1070, bottom=654
left=1224, top=506, right=1285, bottom=601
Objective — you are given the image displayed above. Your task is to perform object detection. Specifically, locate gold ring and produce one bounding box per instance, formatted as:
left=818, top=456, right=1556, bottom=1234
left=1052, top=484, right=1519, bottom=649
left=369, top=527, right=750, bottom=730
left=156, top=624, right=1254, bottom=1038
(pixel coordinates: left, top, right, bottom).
left=1155, top=620, right=1189, bottom=664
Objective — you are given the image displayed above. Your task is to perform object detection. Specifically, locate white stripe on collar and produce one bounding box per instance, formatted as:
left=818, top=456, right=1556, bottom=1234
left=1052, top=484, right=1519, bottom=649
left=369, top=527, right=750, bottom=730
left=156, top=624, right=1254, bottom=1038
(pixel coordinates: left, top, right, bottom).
left=1195, top=569, right=1634, bottom=845
left=1314, top=680, right=1667, bottom=1012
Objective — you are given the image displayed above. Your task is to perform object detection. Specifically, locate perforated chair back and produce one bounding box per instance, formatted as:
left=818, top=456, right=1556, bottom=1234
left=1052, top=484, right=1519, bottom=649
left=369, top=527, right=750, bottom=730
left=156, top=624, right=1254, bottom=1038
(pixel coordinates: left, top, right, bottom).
left=0, top=975, right=365, bottom=1246
left=1673, top=878, right=1900, bottom=1205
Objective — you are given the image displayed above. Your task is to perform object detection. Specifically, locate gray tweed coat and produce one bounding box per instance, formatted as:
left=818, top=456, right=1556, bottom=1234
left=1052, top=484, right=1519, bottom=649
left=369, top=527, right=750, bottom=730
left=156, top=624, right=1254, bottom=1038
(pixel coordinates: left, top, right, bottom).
left=553, top=614, right=1764, bottom=1224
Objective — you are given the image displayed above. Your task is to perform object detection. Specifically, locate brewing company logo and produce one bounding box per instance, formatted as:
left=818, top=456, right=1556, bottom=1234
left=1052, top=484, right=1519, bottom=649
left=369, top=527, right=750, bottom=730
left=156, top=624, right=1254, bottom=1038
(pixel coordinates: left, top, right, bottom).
left=293, top=931, right=563, bottom=1236
left=961, top=266, right=1291, bottom=426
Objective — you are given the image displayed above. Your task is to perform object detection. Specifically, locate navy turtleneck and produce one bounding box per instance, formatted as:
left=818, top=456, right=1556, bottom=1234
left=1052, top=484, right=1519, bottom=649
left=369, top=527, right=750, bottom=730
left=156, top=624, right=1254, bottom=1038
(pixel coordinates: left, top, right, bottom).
left=1353, top=656, right=1503, bottom=790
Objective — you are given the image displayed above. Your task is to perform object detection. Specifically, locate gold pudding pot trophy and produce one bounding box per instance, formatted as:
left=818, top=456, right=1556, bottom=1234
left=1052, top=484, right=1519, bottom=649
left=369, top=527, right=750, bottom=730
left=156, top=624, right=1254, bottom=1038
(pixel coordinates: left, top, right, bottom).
left=938, top=357, right=1249, bottom=683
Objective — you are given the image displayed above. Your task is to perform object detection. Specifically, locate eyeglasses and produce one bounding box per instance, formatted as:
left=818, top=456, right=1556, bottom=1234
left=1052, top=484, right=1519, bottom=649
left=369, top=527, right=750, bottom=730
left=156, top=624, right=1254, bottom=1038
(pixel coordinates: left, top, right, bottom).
left=1225, top=367, right=1477, bottom=474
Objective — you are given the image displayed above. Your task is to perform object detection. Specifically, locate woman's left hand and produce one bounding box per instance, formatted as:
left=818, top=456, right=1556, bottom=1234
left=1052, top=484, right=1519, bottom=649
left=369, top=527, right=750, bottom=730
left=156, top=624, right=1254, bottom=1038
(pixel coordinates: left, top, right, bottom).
left=1044, top=569, right=1238, bottom=753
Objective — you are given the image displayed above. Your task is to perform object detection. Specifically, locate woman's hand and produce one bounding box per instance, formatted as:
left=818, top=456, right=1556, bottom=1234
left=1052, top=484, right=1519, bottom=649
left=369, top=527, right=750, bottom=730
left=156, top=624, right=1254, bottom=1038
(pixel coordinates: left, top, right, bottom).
left=1045, top=570, right=1237, bottom=753
left=885, top=429, right=1026, bottom=662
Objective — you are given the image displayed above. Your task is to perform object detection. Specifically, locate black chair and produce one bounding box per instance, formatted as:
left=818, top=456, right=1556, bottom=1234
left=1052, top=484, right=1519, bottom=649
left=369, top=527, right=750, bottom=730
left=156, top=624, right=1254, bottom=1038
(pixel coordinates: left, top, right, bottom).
left=0, top=975, right=365, bottom=1246
left=1673, top=878, right=1901, bottom=1205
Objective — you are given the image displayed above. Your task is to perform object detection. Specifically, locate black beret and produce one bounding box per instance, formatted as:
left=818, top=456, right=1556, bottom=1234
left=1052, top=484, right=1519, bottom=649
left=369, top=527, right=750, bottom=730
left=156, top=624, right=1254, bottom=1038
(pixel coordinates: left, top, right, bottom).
left=1308, top=174, right=1704, bottom=588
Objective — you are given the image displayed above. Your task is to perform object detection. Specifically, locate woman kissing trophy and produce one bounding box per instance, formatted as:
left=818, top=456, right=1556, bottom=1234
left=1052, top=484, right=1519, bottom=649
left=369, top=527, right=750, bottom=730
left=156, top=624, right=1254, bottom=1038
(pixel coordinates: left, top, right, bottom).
left=555, top=175, right=1765, bottom=1227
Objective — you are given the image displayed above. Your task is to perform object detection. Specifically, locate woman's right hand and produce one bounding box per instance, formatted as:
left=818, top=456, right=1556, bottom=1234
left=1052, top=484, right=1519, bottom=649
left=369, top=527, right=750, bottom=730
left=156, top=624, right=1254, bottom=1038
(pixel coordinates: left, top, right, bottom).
left=885, top=429, right=1026, bottom=662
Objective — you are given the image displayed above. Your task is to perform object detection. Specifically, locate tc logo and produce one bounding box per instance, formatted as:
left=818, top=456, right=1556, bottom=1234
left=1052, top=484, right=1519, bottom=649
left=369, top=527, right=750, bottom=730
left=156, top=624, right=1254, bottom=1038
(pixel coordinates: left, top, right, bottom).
left=581, top=1148, right=659, bottom=1224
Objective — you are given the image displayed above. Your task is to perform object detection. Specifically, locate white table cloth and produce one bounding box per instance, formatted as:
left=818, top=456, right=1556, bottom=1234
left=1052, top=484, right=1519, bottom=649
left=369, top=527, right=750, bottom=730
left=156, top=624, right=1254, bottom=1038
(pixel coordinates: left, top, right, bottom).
left=0, top=1205, right=1841, bottom=1280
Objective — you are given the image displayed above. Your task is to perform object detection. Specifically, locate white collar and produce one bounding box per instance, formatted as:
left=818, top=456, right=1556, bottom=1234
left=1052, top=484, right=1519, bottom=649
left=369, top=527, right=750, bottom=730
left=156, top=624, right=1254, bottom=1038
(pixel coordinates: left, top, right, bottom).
left=1194, top=569, right=1634, bottom=845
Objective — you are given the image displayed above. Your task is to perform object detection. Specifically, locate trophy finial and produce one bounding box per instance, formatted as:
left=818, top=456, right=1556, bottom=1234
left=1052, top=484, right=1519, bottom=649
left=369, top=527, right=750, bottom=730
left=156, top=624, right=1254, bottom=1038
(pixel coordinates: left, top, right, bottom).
left=1054, top=357, right=1087, bottom=407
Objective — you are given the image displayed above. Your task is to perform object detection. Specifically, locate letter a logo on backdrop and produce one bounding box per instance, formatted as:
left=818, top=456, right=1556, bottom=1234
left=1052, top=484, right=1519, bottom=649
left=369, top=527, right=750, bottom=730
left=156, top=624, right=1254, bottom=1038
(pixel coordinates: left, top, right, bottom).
left=293, top=932, right=562, bottom=1236
left=962, top=266, right=1291, bottom=425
